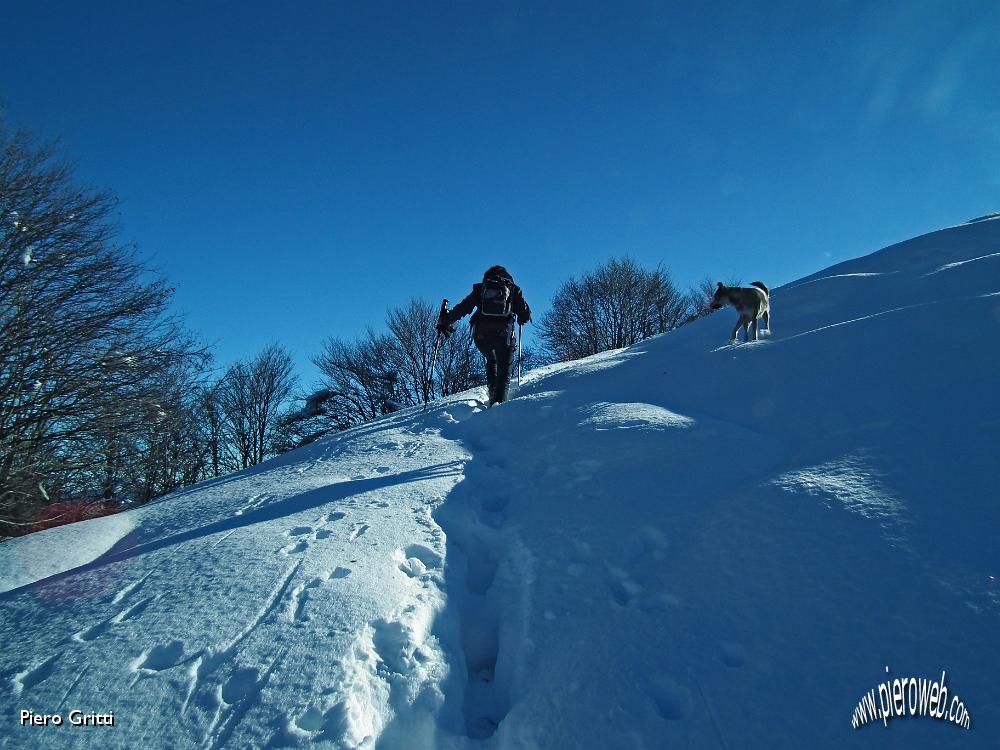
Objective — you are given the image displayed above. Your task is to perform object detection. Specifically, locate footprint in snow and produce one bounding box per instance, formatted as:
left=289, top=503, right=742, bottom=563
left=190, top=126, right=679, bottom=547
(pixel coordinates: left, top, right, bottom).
left=442, top=401, right=482, bottom=422
left=395, top=545, right=442, bottom=579
left=480, top=492, right=509, bottom=513
left=646, top=674, right=693, bottom=720
left=720, top=641, right=748, bottom=667
left=326, top=511, right=346, bottom=522
left=291, top=700, right=350, bottom=738
left=280, top=539, right=309, bottom=555
left=74, top=619, right=112, bottom=643
left=371, top=619, right=417, bottom=674
left=11, top=653, right=62, bottom=695
left=314, top=529, right=333, bottom=540
left=73, top=596, right=158, bottom=642
left=289, top=576, right=331, bottom=623
left=111, top=573, right=152, bottom=605
left=132, top=641, right=186, bottom=673
left=348, top=524, right=370, bottom=542
left=221, top=666, right=261, bottom=705
left=115, top=595, right=157, bottom=622
left=286, top=526, right=313, bottom=537
left=606, top=564, right=642, bottom=607
left=290, top=569, right=352, bottom=623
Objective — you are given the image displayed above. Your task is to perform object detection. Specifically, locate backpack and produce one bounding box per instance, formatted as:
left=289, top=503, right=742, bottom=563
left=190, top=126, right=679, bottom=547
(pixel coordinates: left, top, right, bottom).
left=479, top=276, right=513, bottom=318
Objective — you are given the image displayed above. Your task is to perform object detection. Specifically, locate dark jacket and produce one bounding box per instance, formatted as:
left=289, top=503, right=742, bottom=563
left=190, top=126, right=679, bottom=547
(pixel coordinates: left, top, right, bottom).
left=442, top=269, right=531, bottom=335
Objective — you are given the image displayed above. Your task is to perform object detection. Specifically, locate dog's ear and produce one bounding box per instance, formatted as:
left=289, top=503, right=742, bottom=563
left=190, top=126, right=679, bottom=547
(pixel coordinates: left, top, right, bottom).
left=716, top=281, right=724, bottom=289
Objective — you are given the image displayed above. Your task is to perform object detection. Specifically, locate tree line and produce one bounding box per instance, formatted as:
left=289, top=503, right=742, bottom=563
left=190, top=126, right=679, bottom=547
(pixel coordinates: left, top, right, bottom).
left=0, top=124, right=728, bottom=536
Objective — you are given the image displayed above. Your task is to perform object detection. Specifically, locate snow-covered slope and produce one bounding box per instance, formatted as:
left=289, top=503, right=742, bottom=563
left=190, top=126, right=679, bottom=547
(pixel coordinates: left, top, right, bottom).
left=2, top=219, right=999, bottom=749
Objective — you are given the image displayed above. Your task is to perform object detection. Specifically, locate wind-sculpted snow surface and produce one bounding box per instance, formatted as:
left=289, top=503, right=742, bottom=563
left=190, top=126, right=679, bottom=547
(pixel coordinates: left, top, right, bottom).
left=2, top=217, right=1000, bottom=748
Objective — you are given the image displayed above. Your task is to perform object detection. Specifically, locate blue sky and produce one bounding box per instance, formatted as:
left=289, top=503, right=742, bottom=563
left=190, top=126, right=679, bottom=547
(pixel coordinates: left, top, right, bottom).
left=2, top=1, right=999, bottom=386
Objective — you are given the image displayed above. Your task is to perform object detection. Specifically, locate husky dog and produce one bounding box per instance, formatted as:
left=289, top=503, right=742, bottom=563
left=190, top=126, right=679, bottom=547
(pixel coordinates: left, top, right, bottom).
left=709, top=281, right=770, bottom=344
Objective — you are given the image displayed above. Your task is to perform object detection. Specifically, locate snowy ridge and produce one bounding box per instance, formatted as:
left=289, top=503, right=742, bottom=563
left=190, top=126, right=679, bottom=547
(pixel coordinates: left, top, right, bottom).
left=2, top=218, right=1000, bottom=748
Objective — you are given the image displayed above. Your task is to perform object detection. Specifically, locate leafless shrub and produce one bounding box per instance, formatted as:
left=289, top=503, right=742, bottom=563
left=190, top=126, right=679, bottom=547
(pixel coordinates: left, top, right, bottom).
left=539, top=257, right=689, bottom=361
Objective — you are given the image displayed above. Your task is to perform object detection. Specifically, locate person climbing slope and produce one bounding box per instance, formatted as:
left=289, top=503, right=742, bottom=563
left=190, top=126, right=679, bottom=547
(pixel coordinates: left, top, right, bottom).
left=437, top=265, right=531, bottom=406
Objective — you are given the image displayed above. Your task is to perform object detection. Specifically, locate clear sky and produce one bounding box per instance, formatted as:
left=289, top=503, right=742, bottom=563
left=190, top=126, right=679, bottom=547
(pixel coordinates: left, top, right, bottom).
left=2, top=1, right=999, bottom=386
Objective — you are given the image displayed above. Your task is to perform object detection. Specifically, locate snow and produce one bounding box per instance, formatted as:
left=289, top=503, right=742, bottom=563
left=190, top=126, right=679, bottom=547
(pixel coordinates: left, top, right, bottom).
left=0, top=512, right=136, bottom=594
left=929, top=251, right=1000, bottom=274
left=2, top=218, right=999, bottom=748
left=577, top=401, right=695, bottom=431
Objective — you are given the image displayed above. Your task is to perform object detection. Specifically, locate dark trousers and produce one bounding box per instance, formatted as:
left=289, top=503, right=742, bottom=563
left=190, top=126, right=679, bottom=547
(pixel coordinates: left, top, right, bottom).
left=474, top=327, right=516, bottom=403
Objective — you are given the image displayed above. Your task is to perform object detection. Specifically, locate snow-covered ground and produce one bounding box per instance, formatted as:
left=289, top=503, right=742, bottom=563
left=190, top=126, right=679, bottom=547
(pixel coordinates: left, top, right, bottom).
left=2, top=218, right=999, bottom=749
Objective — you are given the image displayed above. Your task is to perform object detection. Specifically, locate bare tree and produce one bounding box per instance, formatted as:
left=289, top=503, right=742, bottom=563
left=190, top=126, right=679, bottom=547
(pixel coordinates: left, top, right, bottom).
left=313, top=333, right=396, bottom=428
left=217, top=344, right=297, bottom=468
left=386, top=298, right=485, bottom=404
left=538, top=257, right=689, bottom=361
left=199, top=384, right=230, bottom=479
left=125, top=353, right=215, bottom=501
left=0, top=125, right=205, bottom=530
left=74, top=350, right=213, bottom=504
left=386, top=298, right=441, bottom=405
left=310, top=298, right=488, bottom=433
left=273, top=387, right=356, bottom=452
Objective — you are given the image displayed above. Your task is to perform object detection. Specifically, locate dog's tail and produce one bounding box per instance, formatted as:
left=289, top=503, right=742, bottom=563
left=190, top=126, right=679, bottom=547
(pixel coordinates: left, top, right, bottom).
left=750, top=281, right=769, bottom=296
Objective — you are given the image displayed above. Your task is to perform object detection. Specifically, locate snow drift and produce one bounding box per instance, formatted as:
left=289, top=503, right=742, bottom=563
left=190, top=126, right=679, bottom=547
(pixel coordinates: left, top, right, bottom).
left=2, top=218, right=999, bottom=749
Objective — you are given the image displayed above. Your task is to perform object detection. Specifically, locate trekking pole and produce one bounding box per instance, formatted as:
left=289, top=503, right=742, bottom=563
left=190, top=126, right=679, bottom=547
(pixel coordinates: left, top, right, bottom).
left=424, top=336, right=440, bottom=411
left=517, top=323, right=523, bottom=387
left=424, top=298, right=449, bottom=411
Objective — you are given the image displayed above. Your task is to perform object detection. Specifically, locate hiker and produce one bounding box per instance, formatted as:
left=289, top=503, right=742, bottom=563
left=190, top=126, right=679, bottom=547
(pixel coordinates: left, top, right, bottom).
left=437, top=265, right=531, bottom=406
